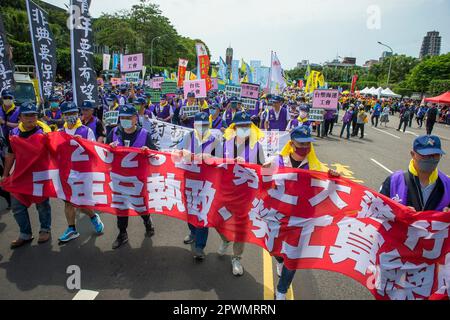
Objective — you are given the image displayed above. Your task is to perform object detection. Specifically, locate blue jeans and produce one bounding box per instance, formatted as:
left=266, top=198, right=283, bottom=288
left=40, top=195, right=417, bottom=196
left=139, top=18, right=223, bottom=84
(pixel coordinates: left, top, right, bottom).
left=340, top=122, right=351, bottom=138
left=188, top=223, right=209, bottom=249
left=11, top=196, right=51, bottom=240
left=277, top=265, right=297, bottom=294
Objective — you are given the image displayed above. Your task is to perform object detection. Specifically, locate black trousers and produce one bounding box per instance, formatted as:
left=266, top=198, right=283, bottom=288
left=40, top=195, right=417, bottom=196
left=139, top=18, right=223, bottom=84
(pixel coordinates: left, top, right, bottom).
left=426, top=121, right=435, bottom=135
left=417, top=117, right=423, bottom=128
left=356, top=123, right=365, bottom=138
left=340, top=122, right=351, bottom=138
left=0, top=164, right=11, bottom=207
left=351, top=120, right=358, bottom=136
left=398, top=118, right=408, bottom=132
left=408, top=113, right=414, bottom=127
left=117, top=215, right=151, bottom=234
left=371, top=115, right=379, bottom=127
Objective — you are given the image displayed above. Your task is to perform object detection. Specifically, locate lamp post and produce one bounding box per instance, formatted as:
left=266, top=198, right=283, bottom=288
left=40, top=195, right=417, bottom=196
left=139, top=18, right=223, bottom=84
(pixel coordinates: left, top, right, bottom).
left=377, top=41, right=394, bottom=87
left=150, top=34, right=169, bottom=76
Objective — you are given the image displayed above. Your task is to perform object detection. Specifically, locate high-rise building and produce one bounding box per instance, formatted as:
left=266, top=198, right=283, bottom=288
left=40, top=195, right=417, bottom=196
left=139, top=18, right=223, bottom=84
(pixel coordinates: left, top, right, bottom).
left=420, top=31, right=441, bottom=59
left=226, top=46, right=233, bottom=68
left=379, top=51, right=393, bottom=62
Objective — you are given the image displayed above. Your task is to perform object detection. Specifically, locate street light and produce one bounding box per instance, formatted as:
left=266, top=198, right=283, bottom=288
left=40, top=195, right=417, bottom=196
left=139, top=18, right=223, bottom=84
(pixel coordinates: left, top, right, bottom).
left=150, top=34, right=169, bottom=76
left=377, top=41, right=394, bottom=87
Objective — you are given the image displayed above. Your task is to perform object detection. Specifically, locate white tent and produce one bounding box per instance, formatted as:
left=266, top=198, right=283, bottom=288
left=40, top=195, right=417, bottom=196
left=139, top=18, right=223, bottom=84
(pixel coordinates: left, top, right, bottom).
left=381, top=87, right=401, bottom=98
left=367, top=87, right=378, bottom=95
left=360, top=87, right=370, bottom=95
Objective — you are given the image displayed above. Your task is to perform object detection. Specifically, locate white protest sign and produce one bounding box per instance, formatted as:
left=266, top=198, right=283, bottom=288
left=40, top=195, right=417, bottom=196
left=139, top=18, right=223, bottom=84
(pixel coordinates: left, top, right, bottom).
left=104, top=111, right=119, bottom=126
left=182, top=105, right=200, bottom=118
left=309, top=108, right=324, bottom=122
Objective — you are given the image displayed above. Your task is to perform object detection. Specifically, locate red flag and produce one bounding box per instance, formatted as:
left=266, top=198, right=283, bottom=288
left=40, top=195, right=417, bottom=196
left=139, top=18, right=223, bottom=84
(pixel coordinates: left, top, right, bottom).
left=351, top=74, right=358, bottom=93
left=177, top=59, right=188, bottom=88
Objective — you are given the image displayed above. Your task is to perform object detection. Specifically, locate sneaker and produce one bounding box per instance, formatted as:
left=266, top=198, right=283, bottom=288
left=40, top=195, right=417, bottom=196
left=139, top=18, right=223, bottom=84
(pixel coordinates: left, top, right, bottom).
left=90, top=214, right=104, bottom=234
left=276, top=261, right=283, bottom=278
left=145, top=223, right=155, bottom=238
left=217, top=241, right=230, bottom=256
left=231, top=257, right=244, bottom=276
left=59, top=227, right=79, bottom=243
left=275, top=290, right=286, bottom=301
left=112, top=233, right=128, bottom=250
left=193, top=247, right=205, bottom=261
left=183, top=234, right=194, bottom=244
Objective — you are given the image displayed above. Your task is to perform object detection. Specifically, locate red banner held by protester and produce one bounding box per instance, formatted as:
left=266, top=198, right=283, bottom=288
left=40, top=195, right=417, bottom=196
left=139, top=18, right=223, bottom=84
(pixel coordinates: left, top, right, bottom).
left=351, top=74, right=358, bottom=93
left=177, top=58, right=188, bottom=88
left=1, top=132, right=449, bottom=301
left=196, top=43, right=212, bottom=91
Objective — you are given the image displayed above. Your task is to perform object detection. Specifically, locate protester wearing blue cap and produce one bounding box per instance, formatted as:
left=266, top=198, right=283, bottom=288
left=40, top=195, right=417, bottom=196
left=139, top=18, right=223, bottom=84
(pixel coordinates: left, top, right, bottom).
left=263, top=125, right=340, bottom=300
left=380, top=135, right=449, bottom=213
left=80, top=100, right=105, bottom=142
left=223, top=96, right=243, bottom=127
left=106, top=104, right=158, bottom=250
left=2, top=102, right=53, bottom=249
left=43, top=96, right=63, bottom=131
left=209, top=103, right=227, bottom=130
left=154, top=93, right=174, bottom=123
left=176, top=111, right=221, bottom=261
left=1, top=90, right=21, bottom=137
left=58, top=102, right=105, bottom=244
left=179, top=92, right=199, bottom=128
left=219, top=110, right=265, bottom=277
left=265, top=95, right=288, bottom=131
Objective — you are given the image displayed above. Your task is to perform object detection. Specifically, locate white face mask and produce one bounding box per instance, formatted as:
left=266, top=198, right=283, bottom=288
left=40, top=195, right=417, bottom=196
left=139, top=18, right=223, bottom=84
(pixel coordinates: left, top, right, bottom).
left=120, top=119, right=133, bottom=129
left=3, top=99, right=13, bottom=107
left=107, top=101, right=114, bottom=107
left=236, top=127, right=250, bottom=138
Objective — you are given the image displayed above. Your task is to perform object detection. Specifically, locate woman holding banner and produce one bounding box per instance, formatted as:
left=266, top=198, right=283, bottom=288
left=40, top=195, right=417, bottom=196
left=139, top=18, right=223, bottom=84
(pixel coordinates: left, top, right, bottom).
left=263, top=125, right=340, bottom=300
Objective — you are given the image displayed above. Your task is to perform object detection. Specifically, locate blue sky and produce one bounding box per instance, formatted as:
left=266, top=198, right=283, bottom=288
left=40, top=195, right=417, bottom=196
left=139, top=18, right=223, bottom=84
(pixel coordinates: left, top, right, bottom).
left=45, top=0, right=450, bottom=69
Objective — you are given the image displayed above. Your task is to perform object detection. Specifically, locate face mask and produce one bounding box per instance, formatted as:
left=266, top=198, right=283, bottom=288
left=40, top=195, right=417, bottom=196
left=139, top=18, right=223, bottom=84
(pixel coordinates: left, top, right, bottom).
left=107, top=101, right=114, bottom=107
left=3, top=99, right=13, bottom=107
left=120, top=119, right=133, bottom=129
left=294, top=146, right=310, bottom=157
left=66, top=115, right=78, bottom=125
left=50, top=102, right=59, bottom=108
left=299, top=111, right=307, bottom=119
left=231, top=103, right=238, bottom=109
left=417, top=158, right=440, bottom=173
left=236, top=127, right=250, bottom=138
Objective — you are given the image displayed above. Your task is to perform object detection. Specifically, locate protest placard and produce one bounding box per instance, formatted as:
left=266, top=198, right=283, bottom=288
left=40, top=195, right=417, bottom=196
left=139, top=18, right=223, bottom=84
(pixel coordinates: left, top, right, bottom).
left=241, top=82, right=260, bottom=99
left=103, top=111, right=119, bottom=126
left=183, top=79, right=207, bottom=99
left=312, top=89, right=339, bottom=110
left=225, top=85, right=241, bottom=99
left=161, top=81, right=177, bottom=95
left=309, top=108, right=324, bottom=122
left=121, top=53, right=143, bottom=72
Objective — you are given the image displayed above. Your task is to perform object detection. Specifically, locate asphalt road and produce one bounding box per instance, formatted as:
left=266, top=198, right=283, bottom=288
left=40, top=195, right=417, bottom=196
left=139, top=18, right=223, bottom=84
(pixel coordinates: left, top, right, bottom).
left=0, top=113, right=448, bottom=300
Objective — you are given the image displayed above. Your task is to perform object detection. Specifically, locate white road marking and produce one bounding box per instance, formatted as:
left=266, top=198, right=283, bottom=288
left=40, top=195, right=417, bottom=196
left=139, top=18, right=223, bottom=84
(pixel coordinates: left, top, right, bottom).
left=370, top=158, right=393, bottom=174
left=405, top=131, right=419, bottom=137
left=371, top=127, right=401, bottom=139
left=72, top=290, right=99, bottom=300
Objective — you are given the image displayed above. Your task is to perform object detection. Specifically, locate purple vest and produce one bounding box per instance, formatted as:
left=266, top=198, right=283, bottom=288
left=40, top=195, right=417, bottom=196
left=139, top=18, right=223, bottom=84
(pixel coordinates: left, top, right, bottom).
left=112, top=127, right=148, bottom=148
left=155, top=103, right=171, bottom=120
left=211, top=115, right=224, bottom=129
left=45, top=109, right=62, bottom=120
left=390, top=170, right=450, bottom=211
left=189, top=131, right=216, bottom=154
left=277, top=155, right=310, bottom=170
left=342, top=110, right=353, bottom=123
left=268, top=107, right=288, bottom=131
left=289, top=119, right=312, bottom=129
left=83, top=117, right=98, bottom=137
left=3, top=107, right=20, bottom=136
left=10, top=126, right=44, bottom=137
left=224, top=109, right=237, bottom=127
left=223, top=138, right=262, bottom=164
left=59, top=125, right=90, bottom=139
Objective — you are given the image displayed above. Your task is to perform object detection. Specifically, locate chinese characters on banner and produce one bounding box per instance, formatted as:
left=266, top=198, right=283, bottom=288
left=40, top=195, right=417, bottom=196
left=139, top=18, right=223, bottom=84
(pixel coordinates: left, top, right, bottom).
left=121, top=53, right=143, bottom=73
left=2, top=132, right=449, bottom=301
left=312, top=89, right=339, bottom=110
left=0, top=15, right=14, bottom=94
left=241, top=82, right=260, bottom=110
left=225, top=84, right=241, bottom=99
left=70, top=0, right=99, bottom=107
left=150, top=77, right=164, bottom=89
left=102, top=54, right=111, bottom=71
left=177, top=58, right=188, bottom=88
left=196, top=43, right=212, bottom=91
left=351, top=74, right=358, bottom=93
left=183, top=79, right=207, bottom=99
left=26, top=0, right=57, bottom=100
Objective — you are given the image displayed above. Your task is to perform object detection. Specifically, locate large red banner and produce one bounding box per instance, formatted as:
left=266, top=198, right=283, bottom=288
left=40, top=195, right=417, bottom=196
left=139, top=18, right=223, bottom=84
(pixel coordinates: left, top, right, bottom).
left=177, top=58, right=188, bottom=88
left=2, top=132, right=449, bottom=300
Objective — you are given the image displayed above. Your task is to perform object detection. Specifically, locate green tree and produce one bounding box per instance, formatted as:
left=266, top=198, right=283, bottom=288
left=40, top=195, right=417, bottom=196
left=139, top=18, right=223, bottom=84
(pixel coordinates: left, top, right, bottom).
left=407, top=53, right=450, bottom=94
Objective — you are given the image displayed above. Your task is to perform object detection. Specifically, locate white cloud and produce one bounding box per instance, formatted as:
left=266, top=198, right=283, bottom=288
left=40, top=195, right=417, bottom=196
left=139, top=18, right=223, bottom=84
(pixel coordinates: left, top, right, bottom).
left=45, top=0, right=450, bottom=69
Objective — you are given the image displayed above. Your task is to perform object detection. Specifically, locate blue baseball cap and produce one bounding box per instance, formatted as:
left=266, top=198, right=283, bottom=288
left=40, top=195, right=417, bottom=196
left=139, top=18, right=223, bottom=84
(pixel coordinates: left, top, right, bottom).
left=60, top=101, right=79, bottom=114
left=19, top=102, right=39, bottom=115
left=270, top=95, right=284, bottom=103
left=210, top=103, right=221, bottom=109
left=291, top=126, right=315, bottom=143
left=413, top=135, right=445, bottom=156
left=119, top=104, right=137, bottom=117
left=1, top=90, right=14, bottom=99
left=194, top=112, right=209, bottom=124
left=233, top=111, right=252, bottom=125
left=160, top=93, right=168, bottom=100
left=133, top=97, right=147, bottom=105
left=81, top=100, right=94, bottom=109
left=187, top=92, right=196, bottom=98
left=49, top=96, right=60, bottom=102
left=229, top=96, right=241, bottom=103
left=106, top=94, right=118, bottom=102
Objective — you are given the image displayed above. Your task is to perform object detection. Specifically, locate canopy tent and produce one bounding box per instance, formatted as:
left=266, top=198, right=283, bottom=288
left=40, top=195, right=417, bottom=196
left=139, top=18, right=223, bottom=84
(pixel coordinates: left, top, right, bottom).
left=359, top=87, right=370, bottom=94
left=380, top=88, right=401, bottom=98
left=424, top=91, right=450, bottom=104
